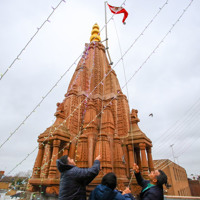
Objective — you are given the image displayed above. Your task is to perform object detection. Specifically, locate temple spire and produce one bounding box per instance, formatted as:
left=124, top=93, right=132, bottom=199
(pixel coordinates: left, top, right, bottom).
left=90, top=23, right=101, bottom=42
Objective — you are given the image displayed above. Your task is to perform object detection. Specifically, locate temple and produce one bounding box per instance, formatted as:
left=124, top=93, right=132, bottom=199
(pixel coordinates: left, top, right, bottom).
left=28, top=23, right=154, bottom=196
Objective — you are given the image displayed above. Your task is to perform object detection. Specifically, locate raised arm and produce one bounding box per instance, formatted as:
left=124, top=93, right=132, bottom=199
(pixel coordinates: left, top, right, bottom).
left=133, top=163, right=147, bottom=187
left=75, top=155, right=101, bottom=185
left=122, top=187, right=136, bottom=200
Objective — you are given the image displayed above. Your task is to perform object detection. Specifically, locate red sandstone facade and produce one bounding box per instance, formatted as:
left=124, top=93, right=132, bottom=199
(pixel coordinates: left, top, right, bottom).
left=28, top=24, right=154, bottom=195
left=154, top=159, right=191, bottom=196
left=189, top=179, right=200, bottom=196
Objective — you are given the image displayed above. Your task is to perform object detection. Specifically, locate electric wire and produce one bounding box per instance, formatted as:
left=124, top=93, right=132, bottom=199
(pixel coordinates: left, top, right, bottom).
left=153, top=113, right=200, bottom=156
left=156, top=116, right=200, bottom=159
left=153, top=102, right=200, bottom=156
left=153, top=97, right=200, bottom=145
left=153, top=113, right=200, bottom=171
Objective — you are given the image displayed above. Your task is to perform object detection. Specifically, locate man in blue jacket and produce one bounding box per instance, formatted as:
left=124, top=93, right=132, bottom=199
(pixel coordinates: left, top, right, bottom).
left=56, top=155, right=101, bottom=200
left=133, top=163, right=169, bottom=200
left=89, top=172, right=135, bottom=200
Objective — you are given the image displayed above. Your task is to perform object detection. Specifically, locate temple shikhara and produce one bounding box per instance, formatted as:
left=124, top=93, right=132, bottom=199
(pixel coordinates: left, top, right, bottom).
left=28, top=24, right=154, bottom=196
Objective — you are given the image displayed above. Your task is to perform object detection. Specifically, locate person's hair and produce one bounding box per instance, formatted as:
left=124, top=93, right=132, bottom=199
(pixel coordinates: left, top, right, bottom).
left=59, top=155, right=68, bottom=165
left=101, top=172, right=117, bottom=190
left=156, top=170, right=168, bottom=187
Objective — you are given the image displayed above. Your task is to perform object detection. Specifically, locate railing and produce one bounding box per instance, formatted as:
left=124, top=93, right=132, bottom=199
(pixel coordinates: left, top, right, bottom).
left=165, top=196, right=200, bottom=200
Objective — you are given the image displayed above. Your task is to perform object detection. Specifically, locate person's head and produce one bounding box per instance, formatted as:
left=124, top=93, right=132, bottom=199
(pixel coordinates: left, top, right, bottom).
left=149, top=170, right=167, bottom=187
left=59, top=155, right=76, bottom=166
left=101, top=172, right=117, bottom=190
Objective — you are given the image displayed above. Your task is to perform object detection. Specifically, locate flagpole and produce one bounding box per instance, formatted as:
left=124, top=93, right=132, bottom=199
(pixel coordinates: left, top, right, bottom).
left=104, top=1, right=113, bottom=65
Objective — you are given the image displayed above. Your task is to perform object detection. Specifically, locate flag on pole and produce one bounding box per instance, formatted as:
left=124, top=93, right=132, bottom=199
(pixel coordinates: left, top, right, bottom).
left=107, top=3, right=128, bottom=24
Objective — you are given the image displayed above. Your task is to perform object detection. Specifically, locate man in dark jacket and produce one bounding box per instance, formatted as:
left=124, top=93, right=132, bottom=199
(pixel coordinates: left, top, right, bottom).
left=89, top=172, right=135, bottom=200
left=133, top=163, right=169, bottom=200
left=57, top=154, right=101, bottom=200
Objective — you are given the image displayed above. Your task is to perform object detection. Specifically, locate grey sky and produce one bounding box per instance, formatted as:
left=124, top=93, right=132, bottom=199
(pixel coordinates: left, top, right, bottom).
left=0, top=0, right=199, bottom=178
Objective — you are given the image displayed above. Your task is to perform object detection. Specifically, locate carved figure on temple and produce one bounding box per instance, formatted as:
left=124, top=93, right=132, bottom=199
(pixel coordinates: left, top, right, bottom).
left=56, top=154, right=101, bottom=200
left=56, top=102, right=64, bottom=113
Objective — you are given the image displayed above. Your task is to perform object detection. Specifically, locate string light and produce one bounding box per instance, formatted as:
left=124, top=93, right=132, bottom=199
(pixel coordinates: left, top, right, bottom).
left=0, top=32, right=94, bottom=150
left=0, top=0, right=66, bottom=81
left=0, top=55, right=80, bottom=150
left=0, top=0, right=135, bottom=150
left=2, top=0, right=194, bottom=184
left=0, top=0, right=127, bottom=82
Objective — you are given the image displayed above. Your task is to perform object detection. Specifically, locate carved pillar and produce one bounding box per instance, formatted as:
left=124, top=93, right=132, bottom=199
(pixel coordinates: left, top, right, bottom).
left=94, top=133, right=112, bottom=176
left=40, top=144, right=51, bottom=178
left=147, top=147, right=154, bottom=172
left=32, top=143, right=44, bottom=178
left=127, top=144, right=135, bottom=169
left=69, top=140, right=76, bottom=159
left=139, top=143, right=148, bottom=177
left=113, top=136, right=126, bottom=178
left=135, top=148, right=141, bottom=170
left=108, top=135, right=114, bottom=171
left=82, top=99, right=97, bottom=167
left=76, top=134, right=88, bottom=168
left=63, top=142, right=69, bottom=155
left=88, top=133, right=95, bottom=167
left=100, top=108, right=115, bottom=171
left=48, top=140, right=60, bottom=178
left=122, top=144, right=129, bottom=178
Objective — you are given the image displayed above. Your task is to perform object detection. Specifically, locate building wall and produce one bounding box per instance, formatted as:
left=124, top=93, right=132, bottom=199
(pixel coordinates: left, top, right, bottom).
left=188, top=180, right=200, bottom=196
left=154, top=160, right=191, bottom=196
left=0, top=182, right=10, bottom=190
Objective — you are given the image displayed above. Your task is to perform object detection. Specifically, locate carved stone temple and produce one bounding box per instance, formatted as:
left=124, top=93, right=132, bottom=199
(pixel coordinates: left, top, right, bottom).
left=28, top=24, right=154, bottom=196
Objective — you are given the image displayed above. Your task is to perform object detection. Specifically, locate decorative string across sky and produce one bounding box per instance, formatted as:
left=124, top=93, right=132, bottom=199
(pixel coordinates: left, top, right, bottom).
left=0, top=0, right=128, bottom=82
left=0, top=0, right=169, bottom=151
left=0, top=0, right=67, bottom=81
left=1, top=0, right=195, bottom=182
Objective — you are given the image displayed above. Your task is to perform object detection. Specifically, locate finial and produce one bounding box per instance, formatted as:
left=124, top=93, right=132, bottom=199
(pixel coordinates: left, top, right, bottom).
left=90, top=23, right=101, bottom=42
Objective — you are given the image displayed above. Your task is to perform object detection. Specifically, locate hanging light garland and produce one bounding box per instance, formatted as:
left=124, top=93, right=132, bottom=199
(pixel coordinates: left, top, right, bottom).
left=75, top=42, right=96, bottom=161
left=0, top=0, right=128, bottom=81
left=2, top=0, right=194, bottom=182
left=0, top=0, right=66, bottom=81
left=0, top=0, right=129, bottom=149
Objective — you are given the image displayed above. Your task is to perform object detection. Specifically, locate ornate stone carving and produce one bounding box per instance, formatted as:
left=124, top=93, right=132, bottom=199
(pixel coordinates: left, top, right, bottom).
left=29, top=24, right=154, bottom=196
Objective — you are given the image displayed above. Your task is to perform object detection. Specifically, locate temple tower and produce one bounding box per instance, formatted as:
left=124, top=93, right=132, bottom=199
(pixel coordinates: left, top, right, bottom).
left=28, top=24, right=154, bottom=196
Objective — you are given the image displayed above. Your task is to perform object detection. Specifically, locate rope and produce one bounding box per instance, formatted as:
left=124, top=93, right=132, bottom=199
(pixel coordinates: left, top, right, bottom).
left=112, top=18, right=135, bottom=187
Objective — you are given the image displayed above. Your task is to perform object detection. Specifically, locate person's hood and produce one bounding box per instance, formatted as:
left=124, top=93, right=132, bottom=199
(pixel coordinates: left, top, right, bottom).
left=56, top=159, right=74, bottom=173
left=93, top=184, right=116, bottom=200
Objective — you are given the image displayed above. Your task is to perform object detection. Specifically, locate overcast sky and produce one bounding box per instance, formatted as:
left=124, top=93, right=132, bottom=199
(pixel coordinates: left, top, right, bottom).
left=0, top=0, right=199, bottom=178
